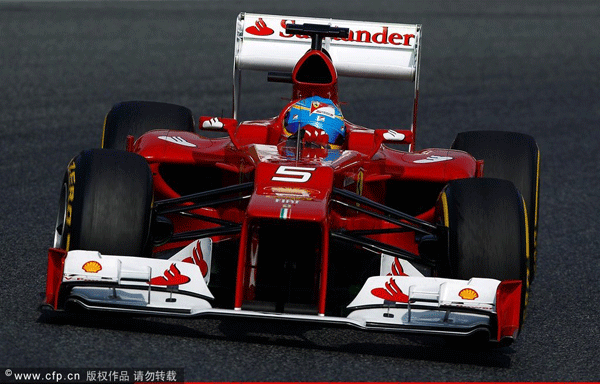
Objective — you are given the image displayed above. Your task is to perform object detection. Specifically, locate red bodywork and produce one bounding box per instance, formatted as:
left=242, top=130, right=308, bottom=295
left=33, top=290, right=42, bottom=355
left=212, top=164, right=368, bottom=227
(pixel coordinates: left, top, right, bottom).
left=125, top=47, right=480, bottom=316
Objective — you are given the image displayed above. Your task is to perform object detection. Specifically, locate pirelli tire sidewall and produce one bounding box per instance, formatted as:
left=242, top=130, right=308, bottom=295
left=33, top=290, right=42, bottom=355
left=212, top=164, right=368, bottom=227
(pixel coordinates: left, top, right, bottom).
left=437, top=177, right=530, bottom=326
left=102, top=100, right=195, bottom=150
left=58, top=148, right=153, bottom=257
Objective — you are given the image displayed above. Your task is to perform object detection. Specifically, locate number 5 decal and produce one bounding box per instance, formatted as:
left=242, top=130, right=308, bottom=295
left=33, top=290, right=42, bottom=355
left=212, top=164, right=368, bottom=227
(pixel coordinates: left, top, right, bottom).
left=271, top=166, right=316, bottom=183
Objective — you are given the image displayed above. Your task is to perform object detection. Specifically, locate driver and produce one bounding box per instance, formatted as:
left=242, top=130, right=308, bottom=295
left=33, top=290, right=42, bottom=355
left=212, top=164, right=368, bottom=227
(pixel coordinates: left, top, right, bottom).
left=282, top=96, right=346, bottom=149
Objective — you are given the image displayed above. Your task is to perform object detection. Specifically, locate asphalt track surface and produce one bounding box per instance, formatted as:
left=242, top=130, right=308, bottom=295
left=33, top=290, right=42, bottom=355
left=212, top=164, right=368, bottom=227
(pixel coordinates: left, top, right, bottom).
left=1, top=0, right=599, bottom=382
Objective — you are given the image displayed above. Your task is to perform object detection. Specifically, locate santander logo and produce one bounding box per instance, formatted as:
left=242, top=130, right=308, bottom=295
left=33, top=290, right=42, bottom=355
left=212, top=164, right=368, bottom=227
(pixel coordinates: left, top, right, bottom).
left=245, top=18, right=274, bottom=36
left=182, top=240, right=209, bottom=277
left=371, top=277, right=409, bottom=303
left=245, top=17, right=416, bottom=47
left=279, top=19, right=415, bottom=47
left=148, top=264, right=191, bottom=286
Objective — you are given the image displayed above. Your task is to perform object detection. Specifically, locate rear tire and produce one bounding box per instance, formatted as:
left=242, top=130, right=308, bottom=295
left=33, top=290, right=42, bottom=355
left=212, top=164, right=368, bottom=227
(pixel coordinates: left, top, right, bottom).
left=437, top=178, right=529, bottom=325
left=451, top=131, right=539, bottom=283
left=102, top=100, right=195, bottom=150
left=54, top=149, right=153, bottom=257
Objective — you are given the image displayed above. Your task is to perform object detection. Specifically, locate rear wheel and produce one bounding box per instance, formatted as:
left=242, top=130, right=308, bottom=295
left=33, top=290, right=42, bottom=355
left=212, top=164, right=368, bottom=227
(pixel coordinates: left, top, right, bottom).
left=451, top=131, right=540, bottom=283
left=102, top=100, right=195, bottom=150
left=437, top=178, right=530, bottom=325
left=54, top=149, right=153, bottom=257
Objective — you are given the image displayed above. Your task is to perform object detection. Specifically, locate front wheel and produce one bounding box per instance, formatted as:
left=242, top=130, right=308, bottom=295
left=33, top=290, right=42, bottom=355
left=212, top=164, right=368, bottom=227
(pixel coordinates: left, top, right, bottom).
left=451, top=130, right=540, bottom=283
left=54, top=149, right=153, bottom=257
left=436, top=178, right=530, bottom=326
left=101, top=100, right=195, bottom=150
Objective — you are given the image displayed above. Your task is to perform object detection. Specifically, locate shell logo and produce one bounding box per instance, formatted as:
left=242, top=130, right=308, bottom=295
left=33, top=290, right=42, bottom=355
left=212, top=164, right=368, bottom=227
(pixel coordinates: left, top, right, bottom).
left=458, top=288, right=478, bottom=300
left=82, top=261, right=102, bottom=273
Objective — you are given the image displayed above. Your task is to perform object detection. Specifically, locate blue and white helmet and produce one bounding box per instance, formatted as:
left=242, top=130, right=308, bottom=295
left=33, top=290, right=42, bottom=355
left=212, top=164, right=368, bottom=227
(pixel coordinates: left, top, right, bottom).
left=283, top=96, right=345, bottom=148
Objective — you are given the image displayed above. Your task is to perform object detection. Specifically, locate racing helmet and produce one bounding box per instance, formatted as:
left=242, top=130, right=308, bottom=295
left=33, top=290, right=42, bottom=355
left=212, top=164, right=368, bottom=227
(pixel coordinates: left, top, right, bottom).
left=283, top=96, right=346, bottom=148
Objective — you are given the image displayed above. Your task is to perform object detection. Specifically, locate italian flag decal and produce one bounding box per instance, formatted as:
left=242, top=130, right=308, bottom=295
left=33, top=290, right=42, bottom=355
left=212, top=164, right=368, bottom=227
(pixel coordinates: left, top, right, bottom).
left=280, top=208, right=291, bottom=219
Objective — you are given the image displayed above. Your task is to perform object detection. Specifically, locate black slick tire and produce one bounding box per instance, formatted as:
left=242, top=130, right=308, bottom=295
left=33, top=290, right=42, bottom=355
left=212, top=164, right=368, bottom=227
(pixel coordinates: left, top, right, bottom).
left=54, top=149, right=153, bottom=257
left=451, top=131, right=540, bottom=283
left=437, top=178, right=530, bottom=326
left=101, top=100, right=195, bottom=150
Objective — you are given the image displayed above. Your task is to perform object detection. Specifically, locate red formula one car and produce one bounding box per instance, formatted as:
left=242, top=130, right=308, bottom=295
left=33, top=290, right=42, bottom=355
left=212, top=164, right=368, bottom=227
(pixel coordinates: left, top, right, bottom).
left=43, top=14, right=540, bottom=346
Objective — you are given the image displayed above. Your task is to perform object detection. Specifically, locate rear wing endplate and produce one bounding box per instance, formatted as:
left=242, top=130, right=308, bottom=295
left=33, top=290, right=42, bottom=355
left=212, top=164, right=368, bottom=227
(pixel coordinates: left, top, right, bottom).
left=233, top=13, right=422, bottom=143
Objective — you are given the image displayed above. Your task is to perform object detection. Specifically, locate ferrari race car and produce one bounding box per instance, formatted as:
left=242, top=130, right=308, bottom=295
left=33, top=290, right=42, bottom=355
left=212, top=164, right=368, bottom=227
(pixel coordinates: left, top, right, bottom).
left=43, top=13, right=540, bottom=346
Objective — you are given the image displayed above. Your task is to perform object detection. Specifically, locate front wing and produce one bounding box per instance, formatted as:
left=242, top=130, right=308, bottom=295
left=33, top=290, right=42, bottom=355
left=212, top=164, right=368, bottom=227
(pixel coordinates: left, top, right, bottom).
left=43, top=247, right=522, bottom=344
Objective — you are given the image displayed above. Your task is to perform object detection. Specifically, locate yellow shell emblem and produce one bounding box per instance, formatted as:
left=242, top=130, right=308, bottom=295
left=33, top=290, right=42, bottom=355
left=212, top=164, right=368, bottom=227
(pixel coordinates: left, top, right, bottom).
left=82, top=261, right=102, bottom=273
left=458, top=288, right=479, bottom=300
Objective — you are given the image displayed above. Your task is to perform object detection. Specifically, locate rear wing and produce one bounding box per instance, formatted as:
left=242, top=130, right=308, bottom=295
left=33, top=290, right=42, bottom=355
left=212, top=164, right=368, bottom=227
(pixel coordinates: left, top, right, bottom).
left=233, top=13, right=422, bottom=146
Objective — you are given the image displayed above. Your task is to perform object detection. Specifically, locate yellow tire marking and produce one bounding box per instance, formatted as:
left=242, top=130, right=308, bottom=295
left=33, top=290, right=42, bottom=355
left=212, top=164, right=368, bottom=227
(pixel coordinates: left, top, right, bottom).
left=101, top=113, right=108, bottom=148
left=522, top=195, right=530, bottom=320
left=440, top=191, right=449, bottom=227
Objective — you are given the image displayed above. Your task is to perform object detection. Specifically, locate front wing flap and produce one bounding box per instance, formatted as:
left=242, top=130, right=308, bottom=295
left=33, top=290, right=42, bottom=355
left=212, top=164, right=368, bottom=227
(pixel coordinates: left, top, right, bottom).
left=44, top=247, right=214, bottom=316
left=43, top=248, right=521, bottom=343
left=348, top=276, right=497, bottom=336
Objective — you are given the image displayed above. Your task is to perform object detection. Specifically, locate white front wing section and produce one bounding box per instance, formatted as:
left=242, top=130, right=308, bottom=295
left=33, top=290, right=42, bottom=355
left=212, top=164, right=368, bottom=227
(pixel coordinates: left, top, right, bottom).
left=346, top=275, right=499, bottom=334
left=55, top=248, right=501, bottom=338
left=62, top=248, right=214, bottom=315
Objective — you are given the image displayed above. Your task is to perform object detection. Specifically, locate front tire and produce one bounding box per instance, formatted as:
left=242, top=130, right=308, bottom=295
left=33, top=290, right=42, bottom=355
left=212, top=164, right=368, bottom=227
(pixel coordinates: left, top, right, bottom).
left=451, top=131, right=540, bottom=283
left=437, top=178, right=530, bottom=325
left=101, top=100, right=195, bottom=150
left=54, top=149, right=153, bottom=257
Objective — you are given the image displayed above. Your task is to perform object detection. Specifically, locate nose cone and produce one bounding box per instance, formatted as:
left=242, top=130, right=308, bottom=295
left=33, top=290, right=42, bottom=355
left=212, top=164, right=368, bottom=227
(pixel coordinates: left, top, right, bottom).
left=248, top=162, right=333, bottom=222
